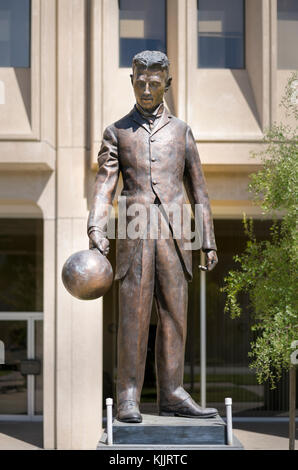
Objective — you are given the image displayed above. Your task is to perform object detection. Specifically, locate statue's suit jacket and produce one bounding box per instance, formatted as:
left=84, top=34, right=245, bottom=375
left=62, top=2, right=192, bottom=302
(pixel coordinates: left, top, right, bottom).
left=88, top=106, right=217, bottom=280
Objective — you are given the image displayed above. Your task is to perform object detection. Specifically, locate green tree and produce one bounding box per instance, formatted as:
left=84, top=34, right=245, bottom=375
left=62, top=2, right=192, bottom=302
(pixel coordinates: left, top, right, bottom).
left=221, top=73, right=298, bottom=388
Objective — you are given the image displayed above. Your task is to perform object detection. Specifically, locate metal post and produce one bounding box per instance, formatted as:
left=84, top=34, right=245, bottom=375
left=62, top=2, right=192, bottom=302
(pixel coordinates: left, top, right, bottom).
left=27, top=318, right=35, bottom=418
left=289, top=367, right=296, bottom=451
left=106, top=398, right=113, bottom=446
left=0, top=340, right=4, bottom=364
left=200, top=251, right=206, bottom=409
left=225, top=397, right=233, bottom=445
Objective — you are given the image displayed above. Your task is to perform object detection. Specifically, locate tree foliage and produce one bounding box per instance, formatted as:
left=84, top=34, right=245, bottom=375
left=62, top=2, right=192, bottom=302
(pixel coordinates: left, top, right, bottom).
left=221, top=73, right=298, bottom=388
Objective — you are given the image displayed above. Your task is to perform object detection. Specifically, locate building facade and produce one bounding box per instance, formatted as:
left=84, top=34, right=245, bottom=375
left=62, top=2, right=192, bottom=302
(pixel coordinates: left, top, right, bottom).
left=0, top=0, right=297, bottom=449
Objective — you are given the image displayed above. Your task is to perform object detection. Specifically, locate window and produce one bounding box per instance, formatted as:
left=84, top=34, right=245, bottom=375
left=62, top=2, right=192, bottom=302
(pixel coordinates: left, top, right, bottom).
left=197, top=0, right=245, bottom=69
left=0, top=321, right=27, bottom=415
left=119, top=0, right=166, bottom=68
left=277, top=0, right=298, bottom=69
left=0, top=0, right=31, bottom=68
left=0, top=219, right=43, bottom=312
left=184, top=219, right=289, bottom=417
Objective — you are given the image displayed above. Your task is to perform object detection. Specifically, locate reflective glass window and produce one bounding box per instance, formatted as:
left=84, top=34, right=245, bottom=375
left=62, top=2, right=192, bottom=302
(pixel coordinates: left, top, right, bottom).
left=197, top=0, right=245, bottom=68
left=0, top=321, right=27, bottom=414
left=0, top=219, right=43, bottom=312
left=185, top=219, right=292, bottom=417
left=0, top=0, right=31, bottom=67
left=119, top=0, right=166, bottom=68
left=277, top=0, right=298, bottom=69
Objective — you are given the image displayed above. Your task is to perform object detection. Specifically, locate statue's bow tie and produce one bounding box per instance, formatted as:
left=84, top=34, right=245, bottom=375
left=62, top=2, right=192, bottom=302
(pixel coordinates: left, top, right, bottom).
left=136, top=103, right=164, bottom=128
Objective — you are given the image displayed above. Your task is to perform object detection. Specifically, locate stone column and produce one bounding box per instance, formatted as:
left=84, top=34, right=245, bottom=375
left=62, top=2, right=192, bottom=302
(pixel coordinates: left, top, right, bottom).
left=55, top=0, right=103, bottom=450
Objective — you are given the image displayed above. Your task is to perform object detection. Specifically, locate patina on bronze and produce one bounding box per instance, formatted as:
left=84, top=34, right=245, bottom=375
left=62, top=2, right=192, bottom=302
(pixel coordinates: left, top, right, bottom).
left=88, top=51, right=218, bottom=423
left=62, top=249, right=113, bottom=300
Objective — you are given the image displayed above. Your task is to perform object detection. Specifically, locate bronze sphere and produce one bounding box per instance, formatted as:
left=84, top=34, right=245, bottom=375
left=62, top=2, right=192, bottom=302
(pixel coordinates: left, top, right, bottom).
left=62, top=249, right=113, bottom=300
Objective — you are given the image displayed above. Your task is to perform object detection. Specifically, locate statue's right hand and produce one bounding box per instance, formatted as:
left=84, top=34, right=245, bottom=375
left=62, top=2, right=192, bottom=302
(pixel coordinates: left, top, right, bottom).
left=88, top=231, right=110, bottom=256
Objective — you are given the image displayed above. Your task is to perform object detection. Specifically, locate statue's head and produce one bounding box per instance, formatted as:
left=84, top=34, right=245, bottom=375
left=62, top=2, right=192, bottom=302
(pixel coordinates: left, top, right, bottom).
left=130, top=50, right=172, bottom=112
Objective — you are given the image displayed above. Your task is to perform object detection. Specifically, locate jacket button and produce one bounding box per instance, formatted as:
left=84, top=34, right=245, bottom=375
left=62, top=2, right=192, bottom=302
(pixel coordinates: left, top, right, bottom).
left=151, top=157, right=156, bottom=162
left=150, top=138, right=155, bottom=142
left=152, top=180, right=157, bottom=185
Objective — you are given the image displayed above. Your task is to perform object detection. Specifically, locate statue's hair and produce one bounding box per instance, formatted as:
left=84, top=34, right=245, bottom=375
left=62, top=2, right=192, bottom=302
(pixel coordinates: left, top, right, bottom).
left=132, top=50, right=170, bottom=75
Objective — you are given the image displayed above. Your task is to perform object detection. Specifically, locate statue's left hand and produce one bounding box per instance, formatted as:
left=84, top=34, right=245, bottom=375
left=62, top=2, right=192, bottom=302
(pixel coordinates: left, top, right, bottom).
left=206, top=250, right=218, bottom=271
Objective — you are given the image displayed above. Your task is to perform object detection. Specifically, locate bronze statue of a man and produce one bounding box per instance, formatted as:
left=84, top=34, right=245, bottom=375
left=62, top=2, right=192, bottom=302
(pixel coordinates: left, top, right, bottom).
left=88, top=51, right=218, bottom=423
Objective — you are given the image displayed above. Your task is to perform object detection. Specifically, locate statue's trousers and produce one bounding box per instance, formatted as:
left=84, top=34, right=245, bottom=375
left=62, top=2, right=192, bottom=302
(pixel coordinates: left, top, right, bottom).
left=117, top=204, right=191, bottom=408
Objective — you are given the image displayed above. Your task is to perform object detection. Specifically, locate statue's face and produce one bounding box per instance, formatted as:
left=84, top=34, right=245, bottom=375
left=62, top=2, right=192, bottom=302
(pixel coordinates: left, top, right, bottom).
left=131, top=66, right=171, bottom=112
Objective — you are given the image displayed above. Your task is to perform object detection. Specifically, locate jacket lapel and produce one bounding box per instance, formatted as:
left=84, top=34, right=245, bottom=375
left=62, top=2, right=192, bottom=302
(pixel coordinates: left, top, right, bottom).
left=132, top=108, right=151, bottom=134
left=150, top=108, right=172, bottom=136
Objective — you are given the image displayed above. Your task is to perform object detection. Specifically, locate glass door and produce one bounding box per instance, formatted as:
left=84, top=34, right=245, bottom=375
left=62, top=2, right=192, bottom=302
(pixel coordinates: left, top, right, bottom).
left=0, top=218, right=43, bottom=419
left=0, top=314, right=43, bottom=418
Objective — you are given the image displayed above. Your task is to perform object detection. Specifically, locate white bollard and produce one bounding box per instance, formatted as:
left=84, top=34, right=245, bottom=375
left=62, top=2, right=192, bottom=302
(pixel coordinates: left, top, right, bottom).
left=225, top=397, right=233, bottom=446
left=106, top=398, right=113, bottom=445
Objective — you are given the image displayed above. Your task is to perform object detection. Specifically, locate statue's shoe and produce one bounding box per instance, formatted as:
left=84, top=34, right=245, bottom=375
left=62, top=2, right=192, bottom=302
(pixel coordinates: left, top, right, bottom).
left=159, top=397, right=218, bottom=418
left=117, top=400, right=142, bottom=423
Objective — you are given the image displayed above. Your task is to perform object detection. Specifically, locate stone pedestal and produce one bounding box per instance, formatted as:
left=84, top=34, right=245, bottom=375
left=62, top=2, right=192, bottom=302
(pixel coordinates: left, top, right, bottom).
left=97, top=414, right=243, bottom=450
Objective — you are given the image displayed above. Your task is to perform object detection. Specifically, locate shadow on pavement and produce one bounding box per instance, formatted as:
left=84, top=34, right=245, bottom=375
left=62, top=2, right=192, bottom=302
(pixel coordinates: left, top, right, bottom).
left=234, top=421, right=297, bottom=439
left=0, top=422, right=43, bottom=449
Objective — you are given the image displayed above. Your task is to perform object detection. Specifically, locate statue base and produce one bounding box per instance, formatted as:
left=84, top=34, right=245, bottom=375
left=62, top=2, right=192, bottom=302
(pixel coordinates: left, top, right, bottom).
left=97, top=413, right=243, bottom=450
